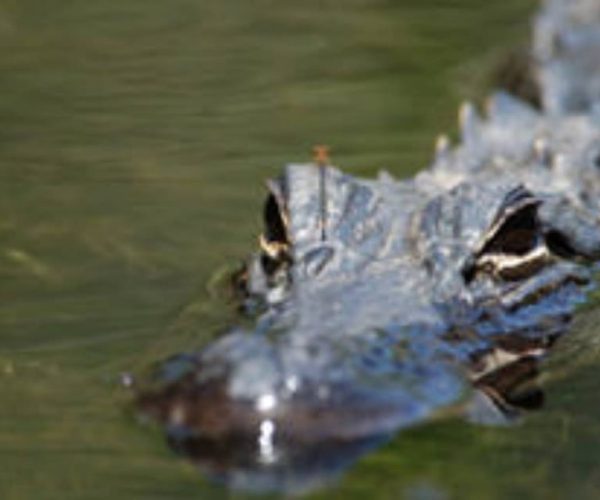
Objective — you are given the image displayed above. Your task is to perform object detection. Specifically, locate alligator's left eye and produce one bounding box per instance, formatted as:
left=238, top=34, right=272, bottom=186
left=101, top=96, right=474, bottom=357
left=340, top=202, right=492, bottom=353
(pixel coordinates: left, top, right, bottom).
left=259, top=188, right=291, bottom=276
left=465, top=191, right=549, bottom=282
left=263, top=192, right=288, bottom=246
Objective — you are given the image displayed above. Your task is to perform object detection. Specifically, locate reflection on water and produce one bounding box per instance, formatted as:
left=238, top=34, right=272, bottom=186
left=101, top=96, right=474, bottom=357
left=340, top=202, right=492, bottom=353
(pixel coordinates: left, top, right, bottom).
left=2, top=0, right=600, bottom=498
left=167, top=427, right=390, bottom=495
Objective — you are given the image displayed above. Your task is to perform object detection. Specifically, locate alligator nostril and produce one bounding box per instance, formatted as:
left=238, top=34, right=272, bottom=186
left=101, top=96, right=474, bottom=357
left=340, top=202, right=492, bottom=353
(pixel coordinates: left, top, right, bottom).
left=302, top=246, right=334, bottom=277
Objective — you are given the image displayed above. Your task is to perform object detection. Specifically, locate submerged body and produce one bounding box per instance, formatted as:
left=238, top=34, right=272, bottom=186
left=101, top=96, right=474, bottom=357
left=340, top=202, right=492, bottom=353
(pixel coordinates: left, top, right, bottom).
left=137, top=0, right=600, bottom=492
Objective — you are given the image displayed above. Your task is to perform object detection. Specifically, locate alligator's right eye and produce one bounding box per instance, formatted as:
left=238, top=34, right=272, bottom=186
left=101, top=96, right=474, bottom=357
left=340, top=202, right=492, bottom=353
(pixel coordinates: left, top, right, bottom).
left=466, top=191, right=549, bottom=282
left=479, top=202, right=539, bottom=257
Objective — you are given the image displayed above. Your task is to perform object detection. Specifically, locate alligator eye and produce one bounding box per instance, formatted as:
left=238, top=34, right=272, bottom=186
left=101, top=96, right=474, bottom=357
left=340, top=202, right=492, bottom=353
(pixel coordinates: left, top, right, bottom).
left=480, top=202, right=539, bottom=256
left=263, top=193, right=288, bottom=245
left=260, top=191, right=291, bottom=276
left=467, top=194, right=549, bottom=281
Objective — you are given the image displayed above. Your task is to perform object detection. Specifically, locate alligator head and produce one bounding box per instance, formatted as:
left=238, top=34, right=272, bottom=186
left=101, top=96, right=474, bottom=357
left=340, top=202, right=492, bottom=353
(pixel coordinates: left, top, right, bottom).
left=136, top=94, right=600, bottom=489
left=135, top=0, right=600, bottom=493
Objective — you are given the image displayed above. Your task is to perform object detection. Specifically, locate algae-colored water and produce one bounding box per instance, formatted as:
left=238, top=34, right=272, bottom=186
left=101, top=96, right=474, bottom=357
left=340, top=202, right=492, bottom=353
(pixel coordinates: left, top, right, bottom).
left=2, top=0, right=600, bottom=498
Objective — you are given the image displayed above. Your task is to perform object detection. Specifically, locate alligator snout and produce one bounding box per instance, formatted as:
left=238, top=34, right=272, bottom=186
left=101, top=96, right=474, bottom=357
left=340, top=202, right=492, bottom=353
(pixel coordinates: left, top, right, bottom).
left=136, top=332, right=466, bottom=443
left=135, top=322, right=555, bottom=492
left=136, top=358, right=402, bottom=491
left=135, top=324, right=472, bottom=489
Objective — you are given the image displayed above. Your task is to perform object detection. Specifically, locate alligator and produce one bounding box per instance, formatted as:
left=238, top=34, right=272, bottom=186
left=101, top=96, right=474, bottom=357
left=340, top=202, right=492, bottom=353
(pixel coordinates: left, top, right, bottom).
left=136, top=0, right=600, bottom=492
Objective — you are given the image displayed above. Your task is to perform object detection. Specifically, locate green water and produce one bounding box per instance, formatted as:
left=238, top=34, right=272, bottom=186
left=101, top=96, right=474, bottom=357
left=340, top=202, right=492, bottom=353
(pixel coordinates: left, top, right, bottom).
left=2, top=0, right=600, bottom=498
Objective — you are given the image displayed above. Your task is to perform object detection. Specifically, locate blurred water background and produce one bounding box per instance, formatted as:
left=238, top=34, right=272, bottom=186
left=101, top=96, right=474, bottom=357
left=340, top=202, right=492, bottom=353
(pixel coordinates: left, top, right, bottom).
left=2, top=0, right=600, bottom=498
